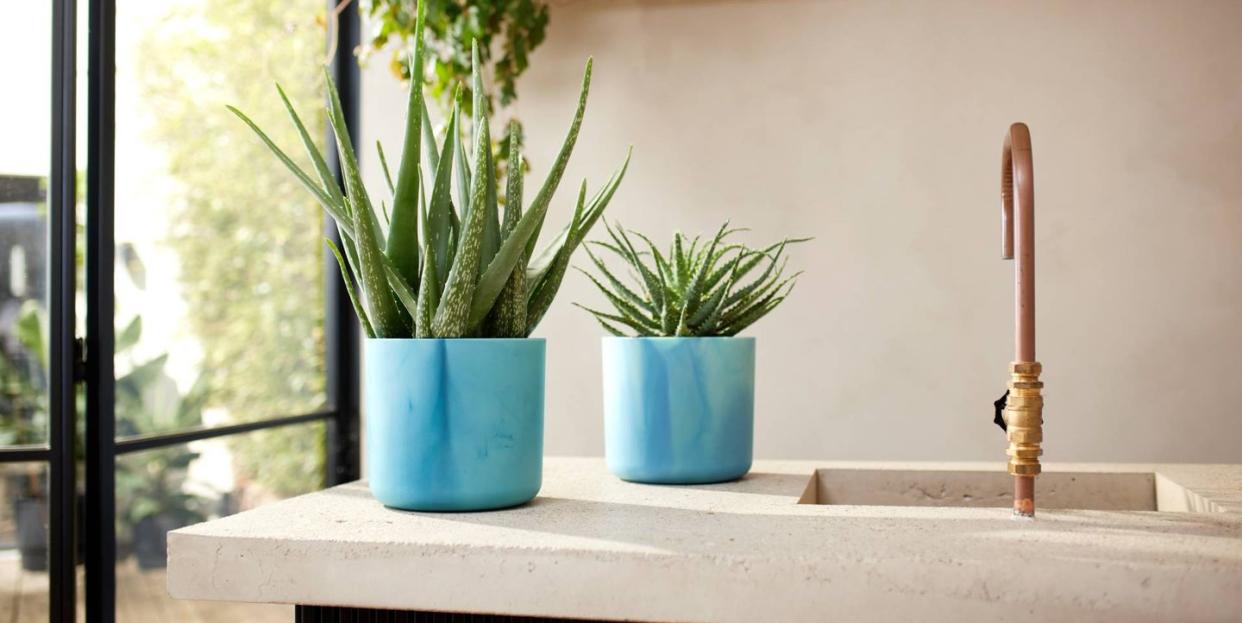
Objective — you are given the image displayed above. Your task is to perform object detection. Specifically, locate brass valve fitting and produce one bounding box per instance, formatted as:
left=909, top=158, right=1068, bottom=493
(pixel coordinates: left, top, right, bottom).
left=1004, top=361, right=1043, bottom=477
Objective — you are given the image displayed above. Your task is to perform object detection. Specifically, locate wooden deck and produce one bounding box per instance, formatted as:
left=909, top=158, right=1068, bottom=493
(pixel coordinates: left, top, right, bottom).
left=0, top=552, right=291, bottom=622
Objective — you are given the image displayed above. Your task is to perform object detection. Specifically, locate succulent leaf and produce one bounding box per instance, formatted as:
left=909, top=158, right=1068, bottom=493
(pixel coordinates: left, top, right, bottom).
left=577, top=222, right=805, bottom=337
left=426, top=97, right=460, bottom=294
left=415, top=241, right=438, bottom=337
left=385, top=1, right=427, bottom=289
left=485, top=124, right=528, bottom=336
left=522, top=58, right=594, bottom=263
left=525, top=180, right=589, bottom=333
left=325, top=238, right=375, bottom=338
left=274, top=84, right=345, bottom=210
left=232, top=0, right=625, bottom=339
left=432, top=113, right=491, bottom=337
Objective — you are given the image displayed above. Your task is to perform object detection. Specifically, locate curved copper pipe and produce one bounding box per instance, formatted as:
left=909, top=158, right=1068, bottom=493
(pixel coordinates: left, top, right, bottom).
left=1001, top=122, right=1037, bottom=517
left=1001, top=123, right=1035, bottom=362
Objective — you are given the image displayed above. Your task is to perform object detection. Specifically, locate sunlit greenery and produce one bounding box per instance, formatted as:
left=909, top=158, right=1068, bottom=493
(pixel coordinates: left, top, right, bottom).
left=137, top=0, right=328, bottom=496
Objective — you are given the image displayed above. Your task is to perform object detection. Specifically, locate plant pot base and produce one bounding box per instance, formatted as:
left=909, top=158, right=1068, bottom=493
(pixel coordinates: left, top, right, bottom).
left=603, top=337, right=756, bottom=486
left=612, top=466, right=751, bottom=486
left=366, top=339, right=545, bottom=514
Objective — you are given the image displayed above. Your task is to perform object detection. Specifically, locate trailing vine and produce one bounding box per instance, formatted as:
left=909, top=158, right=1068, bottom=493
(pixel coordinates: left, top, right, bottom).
left=358, top=0, right=550, bottom=121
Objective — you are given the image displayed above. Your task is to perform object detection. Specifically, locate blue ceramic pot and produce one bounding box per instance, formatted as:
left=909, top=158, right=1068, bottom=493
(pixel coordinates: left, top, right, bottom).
left=365, top=338, right=545, bottom=511
left=602, top=337, right=755, bottom=484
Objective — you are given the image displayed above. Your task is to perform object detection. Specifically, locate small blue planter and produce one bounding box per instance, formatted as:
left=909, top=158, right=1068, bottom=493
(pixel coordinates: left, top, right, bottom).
left=602, top=337, right=755, bottom=484
left=365, top=338, right=545, bottom=511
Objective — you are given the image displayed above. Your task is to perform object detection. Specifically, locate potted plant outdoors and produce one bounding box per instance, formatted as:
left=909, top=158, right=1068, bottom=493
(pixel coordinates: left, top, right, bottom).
left=577, top=222, right=805, bottom=484
left=114, top=350, right=212, bottom=569
left=230, top=0, right=630, bottom=511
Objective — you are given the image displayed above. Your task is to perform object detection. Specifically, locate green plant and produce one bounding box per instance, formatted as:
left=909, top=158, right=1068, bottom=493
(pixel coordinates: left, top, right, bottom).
left=113, top=323, right=211, bottom=544
left=138, top=0, right=326, bottom=498
left=577, top=222, right=807, bottom=337
left=0, top=300, right=48, bottom=447
left=358, top=0, right=549, bottom=118
left=231, top=0, right=629, bottom=338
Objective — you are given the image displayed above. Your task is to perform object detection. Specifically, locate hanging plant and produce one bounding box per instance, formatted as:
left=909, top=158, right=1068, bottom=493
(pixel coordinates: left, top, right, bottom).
left=357, top=0, right=550, bottom=120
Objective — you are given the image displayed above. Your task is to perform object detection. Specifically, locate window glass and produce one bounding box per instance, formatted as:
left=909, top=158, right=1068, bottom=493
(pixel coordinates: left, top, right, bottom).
left=115, top=422, right=324, bottom=621
left=0, top=2, right=53, bottom=448
left=114, top=0, right=329, bottom=440
left=0, top=462, right=49, bottom=620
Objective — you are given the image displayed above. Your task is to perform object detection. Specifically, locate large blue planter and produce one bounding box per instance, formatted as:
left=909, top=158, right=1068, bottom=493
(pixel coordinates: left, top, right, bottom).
left=365, top=338, right=545, bottom=511
left=602, top=337, right=755, bottom=484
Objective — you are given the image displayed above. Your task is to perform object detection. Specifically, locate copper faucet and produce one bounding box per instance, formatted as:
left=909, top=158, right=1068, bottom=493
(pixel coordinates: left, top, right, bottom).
left=1000, top=123, right=1043, bottom=518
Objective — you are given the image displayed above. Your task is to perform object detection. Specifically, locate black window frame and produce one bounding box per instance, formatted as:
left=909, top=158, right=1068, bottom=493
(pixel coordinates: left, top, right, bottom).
left=0, top=2, right=362, bottom=622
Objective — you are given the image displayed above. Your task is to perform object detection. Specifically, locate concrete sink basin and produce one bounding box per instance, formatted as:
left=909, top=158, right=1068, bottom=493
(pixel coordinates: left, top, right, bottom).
left=798, top=467, right=1224, bottom=512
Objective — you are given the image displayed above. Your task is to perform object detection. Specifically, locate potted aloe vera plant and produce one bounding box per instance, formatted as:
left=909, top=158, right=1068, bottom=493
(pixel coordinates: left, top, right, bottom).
left=230, top=0, right=629, bottom=511
left=577, top=223, right=804, bottom=484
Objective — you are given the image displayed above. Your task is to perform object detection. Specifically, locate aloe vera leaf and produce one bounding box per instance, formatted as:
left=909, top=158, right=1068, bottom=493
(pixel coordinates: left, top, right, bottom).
left=723, top=259, right=788, bottom=317
left=385, top=2, right=427, bottom=289
left=688, top=259, right=740, bottom=333
left=479, top=153, right=501, bottom=274
left=676, top=223, right=729, bottom=334
left=471, top=41, right=486, bottom=147
left=476, top=66, right=501, bottom=272
left=453, top=105, right=471, bottom=226
left=630, top=230, right=675, bottom=296
left=583, top=245, right=651, bottom=312
left=465, top=60, right=594, bottom=330
left=418, top=168, right=429, bottom=245
left=612, top=225, right=664, bottom=310
left=273, top=84, right=346, bottom=209
left=349, top=185, right=405, bottom=337
left=575, top=267, right=660, bottom=331
left=325, top=238, right=375, bottom=338
left=421, top=96, right=440, bottom=180
left=524, top=180, right=587, bottom=333
left=572, top=303, right=652, bottom=336
left=529, top=149, right=630, bottom=278
left=426, top=96, right=460, bottom=294
left=227, top=105, right=341, bottom=222
left=376, top=141, right=395, bottom=194
left=686, top=235, right=702, bottom=272
left=323, top=69, right=372, bottom=215
left=521, top=58, right=594, bottom=263
left=384, top=262, right=419, bottom=321
left=700, top=245, right=746, bottom=292
left=722, top=270, right=800, bottom=327
left=432, top=114, right=491, bottom=337
left=583, top=149, right=631, bottom=217
left=485, top=124, right=527, bottom=336
left=731, top=237, right=812, bottom=281
left=525, top=146, right=631, bottom=303
left=724, top=240, right=791, bottom=308
left=673, top=233, right=691, bottom=291
left=721, top=279, right=798, bottom=335
left=587, top=239, right=631, bottom=261
left=415, top=241, right=438, bottom=337
left=324, top=69, right=405, bottom=336
left=582, top=309, right=626, bottom=336
left=323, top=73, right=388, bottom=249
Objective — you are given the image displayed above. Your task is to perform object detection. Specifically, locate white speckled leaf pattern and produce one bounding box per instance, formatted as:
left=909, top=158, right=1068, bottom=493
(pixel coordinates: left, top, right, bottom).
left=230, top=0, right=630, bottom=338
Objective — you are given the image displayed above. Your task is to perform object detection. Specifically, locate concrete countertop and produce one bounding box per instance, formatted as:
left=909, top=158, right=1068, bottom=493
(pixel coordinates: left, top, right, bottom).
left=168, top=458, right=1242, bottom=622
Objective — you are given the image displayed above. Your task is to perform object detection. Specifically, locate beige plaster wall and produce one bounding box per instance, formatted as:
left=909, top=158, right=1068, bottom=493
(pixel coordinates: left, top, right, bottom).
left=360, top=0, right=1242, bottom=463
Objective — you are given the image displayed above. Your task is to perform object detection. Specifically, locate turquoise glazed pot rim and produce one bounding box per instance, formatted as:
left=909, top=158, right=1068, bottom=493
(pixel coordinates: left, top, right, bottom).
left=365, top=337, right=546, bottom=343
left=601, top=336, right=755, bottom=342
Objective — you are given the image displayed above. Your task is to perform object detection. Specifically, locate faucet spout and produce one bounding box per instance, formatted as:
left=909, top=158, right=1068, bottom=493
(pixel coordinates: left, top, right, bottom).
left=999, top=123, right=1042, bottom=518
left=1002, top=123, right=1034, bottom=360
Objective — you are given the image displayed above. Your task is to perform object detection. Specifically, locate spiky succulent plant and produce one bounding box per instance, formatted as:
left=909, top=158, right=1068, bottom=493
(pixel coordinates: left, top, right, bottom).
left=577, top=222, right=806, bottom=337
left=228, top=0, right=629, bottom=338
